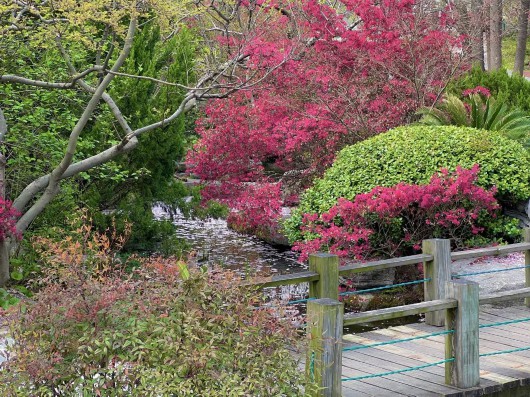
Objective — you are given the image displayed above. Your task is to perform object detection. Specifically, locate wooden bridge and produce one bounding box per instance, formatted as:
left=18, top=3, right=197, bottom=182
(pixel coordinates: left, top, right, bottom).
left=256, top=229, right=530, bottom=396
left=342, top=305, right=530, bottom=396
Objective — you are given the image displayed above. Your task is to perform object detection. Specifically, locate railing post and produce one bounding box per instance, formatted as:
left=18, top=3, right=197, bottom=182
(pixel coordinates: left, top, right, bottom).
left=445, top=279, right=480, bottom=389
left=306, top=298, right=343, bottom=397
left=524, top=228, right=530, bottom=308
left=309, top=253, right=339, bottom=300
left=422, top=239, right=452, bottom=326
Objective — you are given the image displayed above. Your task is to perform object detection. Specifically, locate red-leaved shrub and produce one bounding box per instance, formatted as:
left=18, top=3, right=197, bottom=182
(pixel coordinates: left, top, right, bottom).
left=0, top=198, right=20, bottom=240
left=293, top=165, right=499, bottom=261
left=226, top=183, right=283, bottom=239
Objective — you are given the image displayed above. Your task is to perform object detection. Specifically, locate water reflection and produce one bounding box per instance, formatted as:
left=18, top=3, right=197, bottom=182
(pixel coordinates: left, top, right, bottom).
left=153, top=205, right=309, bottom=301
left=153, top=205, right=305, bottom=273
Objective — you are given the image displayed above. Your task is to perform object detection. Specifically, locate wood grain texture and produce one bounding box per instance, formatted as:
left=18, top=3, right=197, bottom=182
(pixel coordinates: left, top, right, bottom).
left=423, top=239, right=452, bottom=326
left=343, top=299, right=457, bottom=326
left=307, top=298, right=343, bottom=396
left=341, top=306, right=530, bottom=396
left=309, top=253, right=339, bottom=300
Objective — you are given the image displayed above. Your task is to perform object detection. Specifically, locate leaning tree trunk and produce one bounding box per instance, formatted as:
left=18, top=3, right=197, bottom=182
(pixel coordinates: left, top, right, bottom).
left=0, top=239, right=9, bottom=287
left=0, top=108, right=8, bottom=287
left=489, top=0, right=503, bottom=70
left=514, top=0, right=530, bottom=75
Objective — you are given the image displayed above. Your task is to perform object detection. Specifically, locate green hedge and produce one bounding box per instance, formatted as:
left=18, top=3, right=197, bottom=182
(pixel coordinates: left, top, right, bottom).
left=284, top=125, right=530, bottom=242
left=449, top=67, right=530, bottom=113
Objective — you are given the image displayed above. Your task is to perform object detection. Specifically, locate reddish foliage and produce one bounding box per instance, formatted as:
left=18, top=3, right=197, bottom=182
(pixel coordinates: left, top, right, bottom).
left=0, top=198, right=20, bottom=240
left=293, top=165, right=499, bottom=261
left=187, top=0, right=469, bottom=231
left=226, top=183, right=283, bottom=238
left=462, top=86, right=491, bottom=98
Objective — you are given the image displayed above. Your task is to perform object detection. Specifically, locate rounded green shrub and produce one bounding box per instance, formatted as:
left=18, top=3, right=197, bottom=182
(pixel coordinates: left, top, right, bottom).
left=284, top=125, right=530, bottom=242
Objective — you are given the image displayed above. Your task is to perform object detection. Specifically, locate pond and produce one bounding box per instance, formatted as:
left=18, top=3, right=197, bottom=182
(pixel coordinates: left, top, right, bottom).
left=153, top=205, right=310, bottom=301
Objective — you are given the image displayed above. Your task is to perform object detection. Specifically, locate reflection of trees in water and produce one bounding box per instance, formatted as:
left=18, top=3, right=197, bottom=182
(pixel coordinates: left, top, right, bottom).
left=153, top=205, right=304, bottom=273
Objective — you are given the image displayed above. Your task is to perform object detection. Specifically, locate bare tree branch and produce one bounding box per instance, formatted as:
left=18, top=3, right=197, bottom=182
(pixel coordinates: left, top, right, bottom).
left=16, top=14, right=138, bottom=232
left=13, top=137, right=139, bottom=214
left=0, top=67, right=104, bottom=89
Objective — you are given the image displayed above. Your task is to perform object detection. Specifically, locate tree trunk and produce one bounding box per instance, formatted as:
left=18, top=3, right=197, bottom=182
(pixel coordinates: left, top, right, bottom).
left=514, top=0, right=530, bottom=75
left=485, top=29, right=491, bottom=69
left=0, top=239, right=9, bottom=287
left=471, top=0, right=486, bottom=70
left=0, top=108, right=8, bottom=286
left=489, top=0, right=503, bottom=70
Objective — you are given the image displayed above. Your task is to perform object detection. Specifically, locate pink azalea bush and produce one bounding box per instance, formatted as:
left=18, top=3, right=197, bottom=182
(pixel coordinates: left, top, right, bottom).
left=226, top=183, right=283, bottom=239
left=293, top=165, right=499, bottom=261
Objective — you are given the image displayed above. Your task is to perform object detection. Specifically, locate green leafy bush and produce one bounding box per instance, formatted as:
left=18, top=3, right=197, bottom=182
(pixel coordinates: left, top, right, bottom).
left=417, top=91, right=530, bottom=146
left=449, top=67, right=530, bottom=113
left=0, top=227, right=311, bottom=396
left=285, top=125, right=530, bottom=242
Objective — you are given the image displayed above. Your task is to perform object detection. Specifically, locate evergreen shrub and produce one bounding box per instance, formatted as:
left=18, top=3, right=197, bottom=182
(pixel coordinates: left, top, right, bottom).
left=285, top=125, right=530, bottom=243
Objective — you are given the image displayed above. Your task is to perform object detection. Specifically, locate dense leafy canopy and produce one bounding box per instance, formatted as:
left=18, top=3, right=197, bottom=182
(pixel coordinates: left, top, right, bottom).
left=188, top=0, right=468, bottom=236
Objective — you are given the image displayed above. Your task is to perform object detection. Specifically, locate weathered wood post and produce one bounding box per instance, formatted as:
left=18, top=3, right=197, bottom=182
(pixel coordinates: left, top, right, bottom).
left=445, top=279, right=480, bottom=389
left=422, top=239, right=452, bottom=326
left=524, top=228, right=530, bottom=308
left=309, top=253, right=339, bottom=300
left=306, top=298, right=343, bottom=397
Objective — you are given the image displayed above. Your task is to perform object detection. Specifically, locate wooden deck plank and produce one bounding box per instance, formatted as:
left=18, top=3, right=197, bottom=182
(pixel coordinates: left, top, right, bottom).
left=366, top=325, right=530, bottom=388
left=342, top=358, right=439, bottom=396
left=340, top=306, right=530, bottom=396
left=382, top=325, right=530, bottom=376
left=342, top=352, right=463, bottom=396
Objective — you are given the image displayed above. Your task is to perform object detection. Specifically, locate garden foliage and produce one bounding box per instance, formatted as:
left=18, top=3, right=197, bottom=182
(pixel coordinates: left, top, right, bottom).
left=418, top=88, right=530, bottom=145
left=0, top=198, right=19, bottom=241
left=188, top=0, right=468, bottom=236
left=449, top=67, right=530, bottom=113
left=0, top=224, right=310, bottom=396
left=293, top=166, right=499, bottom=261
left=285, top=125, right=530, bottom=243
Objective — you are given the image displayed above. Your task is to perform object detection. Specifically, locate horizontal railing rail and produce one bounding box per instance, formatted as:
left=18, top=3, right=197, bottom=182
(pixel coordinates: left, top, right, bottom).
left=479, top=286, right=530, bottom=305
left=303, top=228, right=530, bottom=396
left=338, top=253, right=433, bottom=276
left=250, top=270, right=320, bottom=288
left=343, top=298, right=458, bottom=326
left=450, top=242, right=530, bottom=261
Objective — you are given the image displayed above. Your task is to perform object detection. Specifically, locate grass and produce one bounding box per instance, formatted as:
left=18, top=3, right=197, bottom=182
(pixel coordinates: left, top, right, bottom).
left=502, top=35, right=530, bottom=72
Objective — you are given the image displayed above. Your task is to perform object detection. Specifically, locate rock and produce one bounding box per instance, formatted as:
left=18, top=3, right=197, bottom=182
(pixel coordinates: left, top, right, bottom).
left=259, top=226, right=291, bottom=247
left=504, top=199, right=530, bottom=227
left=280, top=169, right=308, bottom=203
left=340, top=264, right=396, bottom=289
left=175, top=162, right=187, bottom=173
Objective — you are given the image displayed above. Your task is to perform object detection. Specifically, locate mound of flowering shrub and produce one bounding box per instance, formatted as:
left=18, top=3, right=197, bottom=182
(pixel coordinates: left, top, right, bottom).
left=293, top=166, right=499, bottom=261
left=285, top=125, right=530, bottom=243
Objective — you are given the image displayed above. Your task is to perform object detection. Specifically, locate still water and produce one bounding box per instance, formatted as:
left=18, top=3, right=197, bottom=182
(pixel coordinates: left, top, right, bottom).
left=153, top=205, right=309, bottom=301
left=153, top=205, right=304, bottom=273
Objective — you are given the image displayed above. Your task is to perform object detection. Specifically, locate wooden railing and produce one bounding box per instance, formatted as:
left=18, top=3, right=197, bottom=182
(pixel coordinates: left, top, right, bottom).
left=253, top=229, right=530, bottom=396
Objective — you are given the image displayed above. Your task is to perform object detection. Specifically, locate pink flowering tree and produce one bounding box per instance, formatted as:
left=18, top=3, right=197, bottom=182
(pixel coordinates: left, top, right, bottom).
left=293, top=166, right=499, bottom=261
left=188, top=0, right=470, bottom=237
